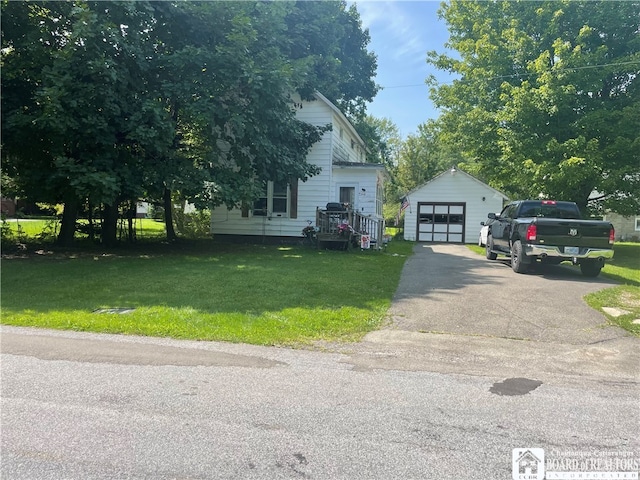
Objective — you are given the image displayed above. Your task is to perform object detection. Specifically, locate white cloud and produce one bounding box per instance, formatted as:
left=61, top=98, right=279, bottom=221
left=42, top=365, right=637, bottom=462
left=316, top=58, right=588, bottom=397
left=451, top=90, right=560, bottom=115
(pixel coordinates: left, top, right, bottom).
left=353, top=1, right=430, bottom=66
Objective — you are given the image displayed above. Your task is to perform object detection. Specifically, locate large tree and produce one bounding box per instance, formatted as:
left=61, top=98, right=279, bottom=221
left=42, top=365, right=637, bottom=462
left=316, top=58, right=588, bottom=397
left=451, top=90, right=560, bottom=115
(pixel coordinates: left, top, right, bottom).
left=427, top=0, right=640, bottom=214
left=395, top=121, right=453, bottom=196
left=282, top=1, right=379, bottom=118
left=352, top=115, right=401, bottom=168
left=1, top=1, right=168, bottom=246
left=1, top=1, right=377, bottom=246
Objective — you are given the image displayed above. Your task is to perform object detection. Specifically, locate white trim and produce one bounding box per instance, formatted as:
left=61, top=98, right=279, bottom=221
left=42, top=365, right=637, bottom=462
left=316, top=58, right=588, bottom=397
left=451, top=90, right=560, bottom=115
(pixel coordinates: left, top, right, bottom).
left=407, top=169, right=510, bottom=201
left=252, top=180, right=290, bottom=219
left=337, top=183, right=358, bottom=207
left=313, top=91, right=366, bottom=150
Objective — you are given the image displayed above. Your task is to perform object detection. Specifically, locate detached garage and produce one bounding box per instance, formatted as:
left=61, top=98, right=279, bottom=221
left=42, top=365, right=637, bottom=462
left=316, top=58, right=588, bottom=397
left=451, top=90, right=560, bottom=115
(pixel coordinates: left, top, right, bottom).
left=403, top=168, right=509, bottom=243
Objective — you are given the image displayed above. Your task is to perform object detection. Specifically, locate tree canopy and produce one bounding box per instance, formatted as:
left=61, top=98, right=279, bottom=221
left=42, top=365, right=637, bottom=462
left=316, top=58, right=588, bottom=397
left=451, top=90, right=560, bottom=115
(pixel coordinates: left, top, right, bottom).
left=427, top=0, right=640, bottom=215
left=1, top=0, right=377, bottom=245
left=394, top=121, right=454, bottom=195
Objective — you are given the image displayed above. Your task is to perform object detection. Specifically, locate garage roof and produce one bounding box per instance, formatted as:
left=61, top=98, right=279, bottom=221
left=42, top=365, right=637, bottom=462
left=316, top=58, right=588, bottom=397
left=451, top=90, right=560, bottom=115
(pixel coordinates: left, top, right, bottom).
left=407, top=168, right=509, bottom=200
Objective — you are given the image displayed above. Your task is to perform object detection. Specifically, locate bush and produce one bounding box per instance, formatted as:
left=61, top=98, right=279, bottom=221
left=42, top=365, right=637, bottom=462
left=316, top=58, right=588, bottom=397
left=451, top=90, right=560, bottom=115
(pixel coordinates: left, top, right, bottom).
left=0, top=216, right=25, bottom=251
left=174, top=209, right=212, bottom=239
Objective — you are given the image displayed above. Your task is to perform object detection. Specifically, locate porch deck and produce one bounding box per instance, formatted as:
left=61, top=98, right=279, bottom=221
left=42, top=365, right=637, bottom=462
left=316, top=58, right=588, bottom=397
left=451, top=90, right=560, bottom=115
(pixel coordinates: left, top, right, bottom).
left=315, top=207, right=385, bottom=250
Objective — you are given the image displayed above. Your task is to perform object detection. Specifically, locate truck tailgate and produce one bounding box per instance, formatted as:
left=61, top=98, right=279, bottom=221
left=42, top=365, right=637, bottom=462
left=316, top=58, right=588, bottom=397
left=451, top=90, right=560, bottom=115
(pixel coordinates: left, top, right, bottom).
left=534, top=218, right=612, bottom=249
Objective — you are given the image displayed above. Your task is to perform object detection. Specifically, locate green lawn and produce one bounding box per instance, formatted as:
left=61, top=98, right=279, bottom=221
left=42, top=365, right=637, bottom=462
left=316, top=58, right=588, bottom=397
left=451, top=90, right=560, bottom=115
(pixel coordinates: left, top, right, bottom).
left=583, top=243, right=640, bottom=336
left=467, top=242, right=640, bottom=336
left=1, top=240, right=414, bottom=346
left=4, top=217, right=166, bottom=241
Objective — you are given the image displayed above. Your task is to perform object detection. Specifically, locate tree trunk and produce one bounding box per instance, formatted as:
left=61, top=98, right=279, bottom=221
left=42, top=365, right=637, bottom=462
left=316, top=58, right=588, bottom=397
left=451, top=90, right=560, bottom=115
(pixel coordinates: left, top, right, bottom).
left=127, top=200, right=135, bottom=243
left=102, top=202, right=119, bottom=247
left=57, top=194, right=80, bottom=247
left=87, top=201, right=95, bottom=243
left=163, top=187, right=177, bottom=242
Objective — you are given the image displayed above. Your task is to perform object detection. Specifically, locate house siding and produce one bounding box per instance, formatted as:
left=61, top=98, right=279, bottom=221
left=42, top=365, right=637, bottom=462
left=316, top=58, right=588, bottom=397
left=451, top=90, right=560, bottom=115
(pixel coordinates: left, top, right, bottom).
left=403, top=170, right=507, bottom=243
left=330, top=115, right=366, bottom=164
left=211, top=136, right=333, bottom=237
left=210, top=93, right=381, bottom=240
left=603, top=213, right=640, bottom=241
left=332, top=167, right=383, bottom=218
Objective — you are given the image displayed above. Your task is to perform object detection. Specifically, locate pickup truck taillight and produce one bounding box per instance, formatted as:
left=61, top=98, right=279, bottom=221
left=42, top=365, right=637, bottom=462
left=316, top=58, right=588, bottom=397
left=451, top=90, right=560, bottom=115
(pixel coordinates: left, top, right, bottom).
left=609, top=228, right=615, bottom=245
left=526, top=224, right=537, bottom=241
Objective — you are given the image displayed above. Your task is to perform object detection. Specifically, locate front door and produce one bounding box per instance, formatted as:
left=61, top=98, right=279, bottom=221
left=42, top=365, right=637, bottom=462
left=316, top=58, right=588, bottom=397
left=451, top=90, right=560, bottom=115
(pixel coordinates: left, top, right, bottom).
left=417, top=202, right=465, bottom=243
left=339, top=186, right=355, bottom=209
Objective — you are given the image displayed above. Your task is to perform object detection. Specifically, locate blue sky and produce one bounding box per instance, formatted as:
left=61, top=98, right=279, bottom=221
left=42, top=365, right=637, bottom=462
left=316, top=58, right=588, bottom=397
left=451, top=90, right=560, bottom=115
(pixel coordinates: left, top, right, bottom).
left=352, top=1, right=455, bottom=138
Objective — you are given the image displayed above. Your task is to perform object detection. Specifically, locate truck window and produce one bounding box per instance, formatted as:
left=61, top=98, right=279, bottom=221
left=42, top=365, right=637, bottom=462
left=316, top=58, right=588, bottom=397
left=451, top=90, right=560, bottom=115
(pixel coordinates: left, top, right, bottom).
left=501, top=204, right=516, bottom=218
left=518, top=202, right=581, bottom=219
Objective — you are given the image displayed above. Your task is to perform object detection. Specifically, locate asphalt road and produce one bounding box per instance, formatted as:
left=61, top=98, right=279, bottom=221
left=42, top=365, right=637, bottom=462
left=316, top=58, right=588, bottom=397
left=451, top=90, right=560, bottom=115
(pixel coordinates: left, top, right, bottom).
left=2, top=244, right=639, bottom=479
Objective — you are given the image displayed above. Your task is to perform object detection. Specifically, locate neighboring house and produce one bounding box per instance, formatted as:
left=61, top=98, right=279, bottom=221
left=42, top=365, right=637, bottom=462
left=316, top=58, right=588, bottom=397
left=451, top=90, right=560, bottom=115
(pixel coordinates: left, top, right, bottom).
left=603, top=212, right=640, bottom=241
left=402, top=168, right=509, bottom=243
left=210, top=92, right=387, bottom=244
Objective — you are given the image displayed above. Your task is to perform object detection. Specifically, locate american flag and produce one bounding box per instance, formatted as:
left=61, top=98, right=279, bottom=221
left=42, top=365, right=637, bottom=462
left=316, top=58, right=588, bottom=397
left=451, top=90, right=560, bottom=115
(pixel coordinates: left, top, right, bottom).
left=400, top=196, right=410, bottom=212
left=396, top=196, right=410, bottom=225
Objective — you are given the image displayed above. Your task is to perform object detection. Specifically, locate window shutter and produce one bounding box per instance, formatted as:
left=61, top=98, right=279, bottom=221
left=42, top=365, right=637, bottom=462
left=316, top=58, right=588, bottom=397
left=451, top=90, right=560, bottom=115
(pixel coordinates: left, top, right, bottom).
left=290, top=178, right=298, bottom=219
left=241, top=203, right=249, bottom=218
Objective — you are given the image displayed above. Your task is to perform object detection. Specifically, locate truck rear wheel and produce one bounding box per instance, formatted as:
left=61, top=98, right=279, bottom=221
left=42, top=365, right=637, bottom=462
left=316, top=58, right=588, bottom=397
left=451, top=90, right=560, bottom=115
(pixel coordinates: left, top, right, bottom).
left=511, top=240, right=529, bottom=273
left=485, top=235, right=497, bottom=260
left=580, top=259, right=603, bottom=277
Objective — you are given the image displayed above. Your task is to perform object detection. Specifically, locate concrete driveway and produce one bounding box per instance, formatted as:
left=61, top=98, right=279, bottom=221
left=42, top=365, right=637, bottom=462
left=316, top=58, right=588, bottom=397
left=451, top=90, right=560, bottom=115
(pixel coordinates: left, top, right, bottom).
left=343, top=244, right=639, bottom=383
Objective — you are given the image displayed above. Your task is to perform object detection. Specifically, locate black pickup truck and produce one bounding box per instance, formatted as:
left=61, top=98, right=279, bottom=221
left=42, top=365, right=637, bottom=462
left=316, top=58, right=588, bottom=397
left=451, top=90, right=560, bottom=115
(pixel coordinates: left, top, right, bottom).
left=485, top=200, right=615, bottom=277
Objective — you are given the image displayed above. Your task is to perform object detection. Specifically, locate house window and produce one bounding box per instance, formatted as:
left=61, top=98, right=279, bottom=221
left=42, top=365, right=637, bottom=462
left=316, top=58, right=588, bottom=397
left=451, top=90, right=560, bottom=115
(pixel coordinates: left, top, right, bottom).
left=635, top=217, right=640, bottom=231
left=339, top=127, right=344, bottom=140
left=272, top=181, right=288, bottom=215
left=339, top=186, right=355, bottom=207
left=253, top=181, right=268, bottom=216
left=253, top=180, right=289, bottom=217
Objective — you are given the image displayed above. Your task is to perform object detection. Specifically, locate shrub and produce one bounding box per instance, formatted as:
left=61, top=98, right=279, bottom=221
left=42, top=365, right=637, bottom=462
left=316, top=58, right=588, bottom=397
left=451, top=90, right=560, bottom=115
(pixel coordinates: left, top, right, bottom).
left=174, top=209, right=212, bottom=239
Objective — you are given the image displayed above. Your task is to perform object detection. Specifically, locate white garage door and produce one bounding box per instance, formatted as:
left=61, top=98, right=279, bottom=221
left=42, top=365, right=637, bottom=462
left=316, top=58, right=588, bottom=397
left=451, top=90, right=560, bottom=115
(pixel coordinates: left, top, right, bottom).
left=417, top=202, right=465, bottom=243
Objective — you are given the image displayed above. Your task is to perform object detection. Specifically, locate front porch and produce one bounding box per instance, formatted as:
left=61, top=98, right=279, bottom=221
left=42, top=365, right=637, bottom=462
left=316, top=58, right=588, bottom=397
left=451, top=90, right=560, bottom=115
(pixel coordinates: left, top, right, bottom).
left=315, top=206, right=385, bottom=250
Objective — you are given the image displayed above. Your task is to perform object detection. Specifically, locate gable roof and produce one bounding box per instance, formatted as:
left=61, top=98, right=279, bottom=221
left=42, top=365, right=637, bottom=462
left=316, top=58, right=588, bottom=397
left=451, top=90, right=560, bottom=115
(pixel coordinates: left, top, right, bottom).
left=407, top=168, right=509, bottom=200
left=313, top=91, right=366, bottom=149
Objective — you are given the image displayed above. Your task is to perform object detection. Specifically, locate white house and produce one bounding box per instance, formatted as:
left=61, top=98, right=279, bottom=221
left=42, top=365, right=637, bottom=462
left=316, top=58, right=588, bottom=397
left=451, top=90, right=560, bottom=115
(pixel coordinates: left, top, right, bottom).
left=210, top=92, right=387, bottom=242
left=603, top=212, right=640, bottom=241
left=402, top=168, right=509, bottom=243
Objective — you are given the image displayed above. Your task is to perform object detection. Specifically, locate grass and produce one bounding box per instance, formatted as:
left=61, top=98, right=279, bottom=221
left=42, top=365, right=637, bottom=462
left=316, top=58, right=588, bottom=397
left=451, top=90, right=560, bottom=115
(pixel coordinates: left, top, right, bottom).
left=467, top=242, right=640, bottom=336
left=583, top=285, right=640, bottom=336
left=1, top=240, right=415, bottom=346
left=583, top=243, right=640, bottom=336
left=4, top=217, right=166, bottom=241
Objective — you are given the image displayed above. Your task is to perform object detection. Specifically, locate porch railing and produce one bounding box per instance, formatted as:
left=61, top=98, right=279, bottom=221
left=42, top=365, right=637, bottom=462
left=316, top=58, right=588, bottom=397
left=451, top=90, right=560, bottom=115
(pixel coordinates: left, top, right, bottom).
left=315, top=207, right=385, bottom=249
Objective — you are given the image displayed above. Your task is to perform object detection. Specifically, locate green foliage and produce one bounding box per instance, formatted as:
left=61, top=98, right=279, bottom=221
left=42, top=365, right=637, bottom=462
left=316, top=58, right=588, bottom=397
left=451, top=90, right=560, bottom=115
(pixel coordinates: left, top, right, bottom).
left=173, top=209, right=212, bottom=240
left=0, top=216, right=17, bottom=251
left=34, top=219, right=59, bottom=243
left=283, top=1, right=379, bottom=118
left=395, top=122, right=454, bottom=194
left=351, top=115, right=411, bottom=225
left=1, top=1, right=378, bottom=246
left=428, top=0, right=640, bottom=214
left=353, top=115, right=401, bottom=167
